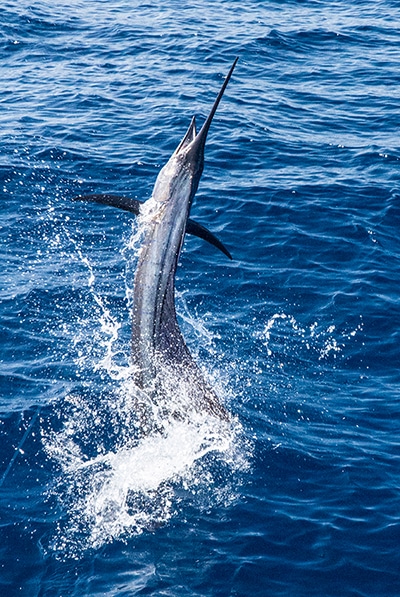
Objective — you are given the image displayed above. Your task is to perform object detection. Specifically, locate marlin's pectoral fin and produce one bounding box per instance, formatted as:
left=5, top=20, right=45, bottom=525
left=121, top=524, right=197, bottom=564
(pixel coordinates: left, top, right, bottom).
left=186, top=219, right=232, bottom=260
left=72, top=193, right=143, bottom=215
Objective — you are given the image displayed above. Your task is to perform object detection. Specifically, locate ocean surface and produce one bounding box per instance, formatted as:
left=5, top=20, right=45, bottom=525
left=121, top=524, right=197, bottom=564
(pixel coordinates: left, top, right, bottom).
left=1, top=1, right=400, bottom=595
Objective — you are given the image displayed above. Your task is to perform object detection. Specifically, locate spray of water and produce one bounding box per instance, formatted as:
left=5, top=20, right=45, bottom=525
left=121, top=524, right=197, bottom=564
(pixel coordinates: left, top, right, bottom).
left=42, top=216, right=249, bottom=558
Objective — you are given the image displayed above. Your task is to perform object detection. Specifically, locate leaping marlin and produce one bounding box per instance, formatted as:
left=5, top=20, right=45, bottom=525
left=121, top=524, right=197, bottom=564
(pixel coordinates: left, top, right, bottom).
left=74, top=58, right=238, bottom=422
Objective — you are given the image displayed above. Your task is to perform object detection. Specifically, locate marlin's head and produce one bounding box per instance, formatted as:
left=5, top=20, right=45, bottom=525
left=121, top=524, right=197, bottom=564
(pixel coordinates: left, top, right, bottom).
left=163, top=58, right=238, bottom=211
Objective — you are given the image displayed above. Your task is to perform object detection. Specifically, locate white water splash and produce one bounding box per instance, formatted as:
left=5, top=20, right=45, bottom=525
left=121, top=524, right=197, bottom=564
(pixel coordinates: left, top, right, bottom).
left=43, top=384, right=246, bottom=557
left=42, top=222, right=249, bottom=558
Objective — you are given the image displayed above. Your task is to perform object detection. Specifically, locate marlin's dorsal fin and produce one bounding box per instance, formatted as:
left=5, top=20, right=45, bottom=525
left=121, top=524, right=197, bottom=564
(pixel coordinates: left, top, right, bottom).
left=73, top=193, right=232, bottom=259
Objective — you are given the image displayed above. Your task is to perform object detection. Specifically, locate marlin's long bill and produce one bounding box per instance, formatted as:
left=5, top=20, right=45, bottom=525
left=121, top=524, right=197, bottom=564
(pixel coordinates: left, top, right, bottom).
left=176, top=57, right=239, bottom=155
left=173, top=57, right=239, bottom=209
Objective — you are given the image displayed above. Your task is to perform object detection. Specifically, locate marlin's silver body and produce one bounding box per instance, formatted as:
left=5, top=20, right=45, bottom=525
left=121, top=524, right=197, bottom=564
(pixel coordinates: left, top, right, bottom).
left=75, top=59, right=238, bottom=421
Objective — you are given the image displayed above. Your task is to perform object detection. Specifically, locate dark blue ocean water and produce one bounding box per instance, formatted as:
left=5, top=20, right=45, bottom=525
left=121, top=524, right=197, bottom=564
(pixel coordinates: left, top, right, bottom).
left=1, top=0, right=400, bottom=595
